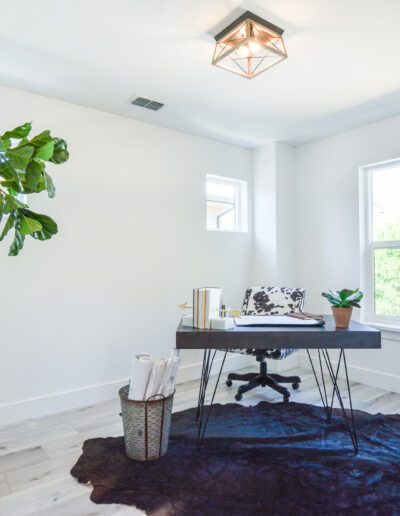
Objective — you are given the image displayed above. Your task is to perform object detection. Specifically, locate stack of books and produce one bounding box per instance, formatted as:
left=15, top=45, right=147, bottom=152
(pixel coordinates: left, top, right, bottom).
left=193, top=287, right=222, bottom=329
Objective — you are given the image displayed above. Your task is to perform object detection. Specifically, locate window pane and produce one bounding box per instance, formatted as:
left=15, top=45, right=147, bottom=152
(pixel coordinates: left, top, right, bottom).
left=206, top=181, right=235, bottom=201
left=372, top=166, right=400, bottom=241
left=218, top=206, right=235, bottom=231
left=374, top=248, right=400, bottom=317
left=207, top=200, right=235, bottom=231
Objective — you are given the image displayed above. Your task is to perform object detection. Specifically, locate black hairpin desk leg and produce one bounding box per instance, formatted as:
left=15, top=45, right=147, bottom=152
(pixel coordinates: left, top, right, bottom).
left=307, top=348, right=358, bottom=454
left=196, top=349, right=228, bottom=450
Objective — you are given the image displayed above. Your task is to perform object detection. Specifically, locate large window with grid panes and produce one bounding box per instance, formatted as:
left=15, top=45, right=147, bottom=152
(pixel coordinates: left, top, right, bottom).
left=360, top=160, right=400, bottom=327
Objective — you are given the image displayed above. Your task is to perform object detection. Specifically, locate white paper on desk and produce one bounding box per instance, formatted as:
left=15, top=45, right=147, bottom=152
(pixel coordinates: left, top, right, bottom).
left=128, top=353, right=153, bottom=400
left=234, top=315, right=323, bottom=326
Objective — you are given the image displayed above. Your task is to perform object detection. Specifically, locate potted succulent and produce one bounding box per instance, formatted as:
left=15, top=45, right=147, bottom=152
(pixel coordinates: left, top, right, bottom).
left=322, top=289, right=363, bottom=328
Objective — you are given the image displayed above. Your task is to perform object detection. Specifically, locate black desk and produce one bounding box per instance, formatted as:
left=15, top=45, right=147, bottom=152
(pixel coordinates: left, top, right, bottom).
left=176, top=316, right=381, bottom=453
left=177, top=316, right=381, bottom=349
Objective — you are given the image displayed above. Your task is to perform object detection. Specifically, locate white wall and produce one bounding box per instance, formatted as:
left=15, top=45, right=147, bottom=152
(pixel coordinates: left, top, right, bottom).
left=251, top=142, right=296, bottom=286
left=276, top=143, right=296, bottom=286
left=295, top=114, right=400, bottom=392
left=0, top=85, right=253, bottom=424
left=252, top=142, right=276, bottom=283
left=3, top=83, right=400, bottom=424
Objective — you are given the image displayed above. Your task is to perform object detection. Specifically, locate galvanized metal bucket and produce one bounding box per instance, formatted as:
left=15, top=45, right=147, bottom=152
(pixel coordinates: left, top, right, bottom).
left=119, top=385, right=174, bottom=461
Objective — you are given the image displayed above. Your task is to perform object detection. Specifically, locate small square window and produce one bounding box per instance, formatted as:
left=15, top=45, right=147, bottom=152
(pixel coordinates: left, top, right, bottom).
left=206, top=174, right=247, bottom=232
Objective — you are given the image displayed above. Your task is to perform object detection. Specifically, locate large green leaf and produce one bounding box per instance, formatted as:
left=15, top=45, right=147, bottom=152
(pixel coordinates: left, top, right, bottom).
left=22, top=177, right=47, bottom=194
left=50, top=138, right=69, bottom=164
left=5, top=173, right=47, bottom=194
left=8, top=229, right=25, bottom=256
left=3, top=194, right=26, bottom=213
left=0, top=155, right=25, bottom=190
left=35, top=140, right=54, bottom=161
left=2, top=122, right=32, bottom=140
left=21, top=209, right=58, bottom=240
left=0, top=212, right=15, bottom=241
left=0, top=179, right=18, bottom=189
left=29, top=130, right=51, bottom=148
left=25, top=160, right=44, bottom=191
left=0, top=138, right=11, bottom=151
left=19, top=214, right=43, bottom=236
left=44, top=171, right=56, bottom=198
left=6, top=145, right=34, bottom=170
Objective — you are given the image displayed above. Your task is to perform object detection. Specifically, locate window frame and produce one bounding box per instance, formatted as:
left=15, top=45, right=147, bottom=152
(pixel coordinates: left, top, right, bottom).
left=206, top=174, right=248, bottom=233
left=360, top=158, right=400, bottom=328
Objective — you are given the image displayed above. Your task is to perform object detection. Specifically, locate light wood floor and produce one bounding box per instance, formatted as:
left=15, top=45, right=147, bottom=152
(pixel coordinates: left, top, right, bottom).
left=1, top=366, right=400, bottom=516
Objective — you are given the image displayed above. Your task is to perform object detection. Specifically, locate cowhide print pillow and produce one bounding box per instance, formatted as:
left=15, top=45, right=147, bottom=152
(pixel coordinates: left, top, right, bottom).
left=241, top=287, right=305, bottom=315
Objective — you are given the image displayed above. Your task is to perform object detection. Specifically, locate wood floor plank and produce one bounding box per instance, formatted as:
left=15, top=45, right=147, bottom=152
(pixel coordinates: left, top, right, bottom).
left=0, top=474, right=10, bottom=497
left=0, top=446, right=49, bottom=475
left=367, top=391, right=400, bottom=413
left=0, top=477, right=89, bottom=516
left=42, top=433, right=89, bottom=460
left=0, top=423, right=78, bottom=457
left=5, top=450, right=81, bottom=494
left=71, top=412, right=122, bottom=433
left=79, top=422, right=123, bottom=440
left=31, top=492, right=145, bottom=515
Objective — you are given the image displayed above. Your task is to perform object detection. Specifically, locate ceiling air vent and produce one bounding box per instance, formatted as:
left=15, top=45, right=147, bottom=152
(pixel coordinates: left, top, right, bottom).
left=146, top=101, right=164, bottom=111
left=131, top=97, right=164, bottom=111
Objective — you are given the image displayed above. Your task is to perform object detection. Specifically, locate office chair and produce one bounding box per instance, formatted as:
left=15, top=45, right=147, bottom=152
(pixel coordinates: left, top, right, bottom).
left=226, top=286, right=304, bottom=402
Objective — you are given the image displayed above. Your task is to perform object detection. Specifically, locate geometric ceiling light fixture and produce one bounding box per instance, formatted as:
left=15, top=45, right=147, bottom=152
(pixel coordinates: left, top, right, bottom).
left=212, top=10, right=287, bottom=79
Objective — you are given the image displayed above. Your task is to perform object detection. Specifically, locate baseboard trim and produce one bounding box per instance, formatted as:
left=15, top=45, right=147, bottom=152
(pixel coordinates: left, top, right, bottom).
left=2, top=356, right=252, bottom=426
left=0, top=378, right=128, bottom=426
left=298, top=352, right=400, bottom=394
left=0, top=355, right=255, bottom=425
left=0, top=352, right=302, bottom=426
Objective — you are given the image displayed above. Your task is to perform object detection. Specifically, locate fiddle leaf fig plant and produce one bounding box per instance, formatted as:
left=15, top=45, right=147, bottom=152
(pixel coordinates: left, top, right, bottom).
left=0, top=122, right=69, bottom=256
left=322, top=289, right=363, bottom=308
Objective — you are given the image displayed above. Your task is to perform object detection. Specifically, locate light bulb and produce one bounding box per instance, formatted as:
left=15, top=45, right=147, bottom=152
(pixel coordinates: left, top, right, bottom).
left=248, top=40, right=262, bottom=55
left=237, top=45, right=250, bottom=58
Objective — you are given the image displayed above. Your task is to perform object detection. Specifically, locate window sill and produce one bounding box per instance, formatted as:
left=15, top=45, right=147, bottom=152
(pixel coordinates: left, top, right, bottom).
left=362, top=320, right=400, bottom=340
left=206, top=229, right=248, bottom=234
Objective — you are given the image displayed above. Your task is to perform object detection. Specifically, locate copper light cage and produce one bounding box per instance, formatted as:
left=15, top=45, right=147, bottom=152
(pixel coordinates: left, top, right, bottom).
left=212, top=11, right=287, bottom=79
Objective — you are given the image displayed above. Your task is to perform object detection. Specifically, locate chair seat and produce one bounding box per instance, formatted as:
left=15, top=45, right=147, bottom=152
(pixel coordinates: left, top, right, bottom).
left=230, top=348, right=298, bottom=360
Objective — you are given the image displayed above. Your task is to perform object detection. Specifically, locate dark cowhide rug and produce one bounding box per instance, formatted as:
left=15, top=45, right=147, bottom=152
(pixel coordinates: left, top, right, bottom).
left=70, top=402, right=400, bottom=515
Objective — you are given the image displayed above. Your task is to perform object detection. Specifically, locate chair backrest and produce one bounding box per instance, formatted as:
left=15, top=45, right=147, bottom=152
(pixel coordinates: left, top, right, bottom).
left=241, top=287, right=305, bottom=316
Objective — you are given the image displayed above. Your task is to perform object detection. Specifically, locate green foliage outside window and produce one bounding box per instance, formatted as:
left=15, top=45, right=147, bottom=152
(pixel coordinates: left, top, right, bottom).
left=374, top=224, right=400, bottom=317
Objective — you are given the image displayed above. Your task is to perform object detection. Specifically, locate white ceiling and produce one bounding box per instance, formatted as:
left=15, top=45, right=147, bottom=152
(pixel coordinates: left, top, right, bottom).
left=1, top=0, right=400, bottom=148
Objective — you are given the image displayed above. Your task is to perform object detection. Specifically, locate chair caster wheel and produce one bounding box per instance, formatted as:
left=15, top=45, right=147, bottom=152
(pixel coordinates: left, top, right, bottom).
left=283, top=395, right=290, bottom=403
left=226, top=380, right=233, bottom=387
left=235, top=393, right=243, bottom=401
left=292, top=383, right=300, bottom=390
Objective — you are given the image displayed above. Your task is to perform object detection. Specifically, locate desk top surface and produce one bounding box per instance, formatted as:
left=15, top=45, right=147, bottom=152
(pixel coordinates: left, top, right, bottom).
left=176, top=315, right=381, bottom=349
